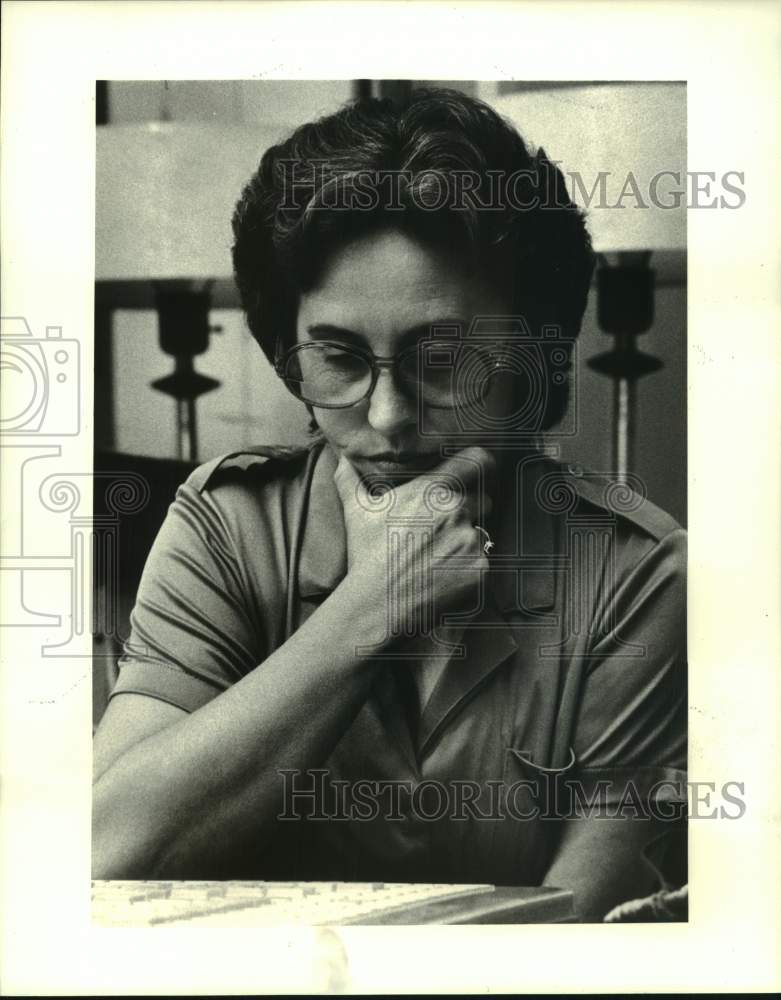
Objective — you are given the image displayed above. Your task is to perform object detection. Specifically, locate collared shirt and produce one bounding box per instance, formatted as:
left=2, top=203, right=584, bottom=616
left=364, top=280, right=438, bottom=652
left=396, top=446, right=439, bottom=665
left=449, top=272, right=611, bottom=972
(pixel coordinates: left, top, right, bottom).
left=112, top=439, right=687, bottom=884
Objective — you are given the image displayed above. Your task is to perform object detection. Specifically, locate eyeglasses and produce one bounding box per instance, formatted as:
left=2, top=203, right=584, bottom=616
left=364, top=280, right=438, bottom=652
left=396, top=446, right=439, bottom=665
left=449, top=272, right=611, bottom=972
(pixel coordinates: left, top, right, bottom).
left=275, top=339, right=497, bottom=410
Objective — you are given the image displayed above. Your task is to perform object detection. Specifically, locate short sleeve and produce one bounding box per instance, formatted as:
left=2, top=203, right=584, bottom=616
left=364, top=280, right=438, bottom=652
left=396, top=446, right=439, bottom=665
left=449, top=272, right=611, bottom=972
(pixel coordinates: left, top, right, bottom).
left=572, top=526, right=687, bottom=803
left=111, top=481, right=266, bottom=713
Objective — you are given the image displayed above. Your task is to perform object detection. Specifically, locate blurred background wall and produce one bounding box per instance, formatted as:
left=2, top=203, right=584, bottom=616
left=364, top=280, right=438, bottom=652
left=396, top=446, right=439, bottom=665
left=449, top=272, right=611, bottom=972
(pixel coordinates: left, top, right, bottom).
left=95, top=79, right=686, bottom=525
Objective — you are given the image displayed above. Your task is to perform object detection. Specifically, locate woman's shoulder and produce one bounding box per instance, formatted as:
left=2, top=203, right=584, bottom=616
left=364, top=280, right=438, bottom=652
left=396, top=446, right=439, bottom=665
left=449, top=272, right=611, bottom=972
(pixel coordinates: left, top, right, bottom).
left=167, top=440, right=327, bottom=557
left=183, top=440, right=323, bottom=497
left=524, top=454, right=686, bottom=592
left=557, top=460, right=683, bottom=543
left=529, top=455, right=684, bottom=543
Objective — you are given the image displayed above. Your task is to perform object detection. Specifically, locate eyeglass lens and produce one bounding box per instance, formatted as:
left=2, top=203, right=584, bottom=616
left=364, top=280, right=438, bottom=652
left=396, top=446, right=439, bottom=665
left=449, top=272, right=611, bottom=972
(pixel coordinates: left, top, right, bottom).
left=281, top=342, right=483, bottom=408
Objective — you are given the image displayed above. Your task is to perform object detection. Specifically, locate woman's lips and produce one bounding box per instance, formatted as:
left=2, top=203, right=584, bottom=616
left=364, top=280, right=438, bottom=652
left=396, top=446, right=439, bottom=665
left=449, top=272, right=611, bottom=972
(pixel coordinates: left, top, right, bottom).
left=352, top=451, right=441, bottom=474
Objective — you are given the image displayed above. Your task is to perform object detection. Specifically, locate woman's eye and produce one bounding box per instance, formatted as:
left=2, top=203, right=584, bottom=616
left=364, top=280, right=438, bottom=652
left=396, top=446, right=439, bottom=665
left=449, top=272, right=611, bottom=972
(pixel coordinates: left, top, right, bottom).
left=325, top=351, right=363, bottom=368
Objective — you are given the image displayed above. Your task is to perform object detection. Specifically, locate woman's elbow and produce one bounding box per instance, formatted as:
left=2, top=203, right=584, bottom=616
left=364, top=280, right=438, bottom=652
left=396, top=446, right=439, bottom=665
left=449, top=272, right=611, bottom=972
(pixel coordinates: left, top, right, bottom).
left=92, top=770, right=160, bottom=879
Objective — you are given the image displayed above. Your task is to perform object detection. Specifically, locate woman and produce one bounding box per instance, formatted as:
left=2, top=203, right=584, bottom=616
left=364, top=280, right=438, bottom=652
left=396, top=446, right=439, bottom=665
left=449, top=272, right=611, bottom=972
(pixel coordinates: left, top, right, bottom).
left=93, top=88, right=686, bottom=921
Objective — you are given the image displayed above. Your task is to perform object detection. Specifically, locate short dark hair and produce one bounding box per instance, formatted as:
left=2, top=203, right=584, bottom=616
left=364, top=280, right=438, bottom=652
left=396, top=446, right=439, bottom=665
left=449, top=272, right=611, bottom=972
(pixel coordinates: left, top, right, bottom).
left=231, top=86, right=595, bottom=430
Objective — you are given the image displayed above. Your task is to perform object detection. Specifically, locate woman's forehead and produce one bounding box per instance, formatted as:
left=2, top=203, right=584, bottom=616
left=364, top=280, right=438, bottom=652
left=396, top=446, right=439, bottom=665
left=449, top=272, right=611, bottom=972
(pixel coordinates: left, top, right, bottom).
left=296, top=228, right=508, bottom=339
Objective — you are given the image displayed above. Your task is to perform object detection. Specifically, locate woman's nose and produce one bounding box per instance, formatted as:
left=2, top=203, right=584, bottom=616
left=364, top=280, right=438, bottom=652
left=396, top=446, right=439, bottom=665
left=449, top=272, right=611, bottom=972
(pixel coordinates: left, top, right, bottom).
left=366, top=368, right=416, bottom=436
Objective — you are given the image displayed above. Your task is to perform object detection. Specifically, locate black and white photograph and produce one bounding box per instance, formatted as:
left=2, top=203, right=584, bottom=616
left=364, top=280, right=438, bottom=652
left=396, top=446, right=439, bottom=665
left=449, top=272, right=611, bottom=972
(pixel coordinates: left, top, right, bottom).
left=2, top=1, right=780, bottom=994
left=92, top=79, right=689, bottom=926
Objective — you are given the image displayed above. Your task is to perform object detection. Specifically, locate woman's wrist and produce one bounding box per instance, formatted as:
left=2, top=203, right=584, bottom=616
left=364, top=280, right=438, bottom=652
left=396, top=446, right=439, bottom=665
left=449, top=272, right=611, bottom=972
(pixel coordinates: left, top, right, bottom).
left=324, top=566, right=398, bottom=652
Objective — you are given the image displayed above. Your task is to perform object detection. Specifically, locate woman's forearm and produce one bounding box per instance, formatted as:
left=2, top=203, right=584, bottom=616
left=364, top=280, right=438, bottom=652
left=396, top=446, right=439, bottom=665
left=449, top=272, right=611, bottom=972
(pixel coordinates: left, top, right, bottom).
left=542, top=817, right=659, bottom=921
left=92, top=572, right=390, bottom=879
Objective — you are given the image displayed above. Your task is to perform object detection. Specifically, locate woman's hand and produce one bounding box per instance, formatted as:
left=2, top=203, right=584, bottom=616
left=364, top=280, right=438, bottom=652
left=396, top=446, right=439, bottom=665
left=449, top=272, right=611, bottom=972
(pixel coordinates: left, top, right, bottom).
left=333, top=446, right=496, bottom=641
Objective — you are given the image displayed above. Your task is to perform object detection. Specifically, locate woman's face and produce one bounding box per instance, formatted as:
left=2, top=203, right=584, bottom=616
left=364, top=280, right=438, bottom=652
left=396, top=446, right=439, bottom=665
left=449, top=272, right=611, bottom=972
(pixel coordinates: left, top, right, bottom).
left=295, top=227, right=515, bottom=480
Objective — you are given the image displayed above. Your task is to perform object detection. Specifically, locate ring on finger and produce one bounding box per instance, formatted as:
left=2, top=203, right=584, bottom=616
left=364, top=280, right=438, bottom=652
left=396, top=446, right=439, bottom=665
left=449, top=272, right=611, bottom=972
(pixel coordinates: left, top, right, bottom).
left=473, top=524, right=495, bottom=556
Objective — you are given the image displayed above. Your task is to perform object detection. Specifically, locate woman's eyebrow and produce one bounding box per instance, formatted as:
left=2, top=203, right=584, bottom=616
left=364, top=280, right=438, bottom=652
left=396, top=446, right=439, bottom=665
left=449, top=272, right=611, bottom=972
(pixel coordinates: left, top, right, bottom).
left=305, top=319, right=467, bottom=345
left=305, top=324, right=365, bottom=344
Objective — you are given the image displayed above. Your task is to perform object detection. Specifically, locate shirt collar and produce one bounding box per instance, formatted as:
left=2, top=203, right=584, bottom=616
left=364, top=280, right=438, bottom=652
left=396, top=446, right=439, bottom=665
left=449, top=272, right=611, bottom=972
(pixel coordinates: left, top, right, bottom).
left=297, top=441, right=557, bottom=612
left=297, top=440, right=347, bottom=599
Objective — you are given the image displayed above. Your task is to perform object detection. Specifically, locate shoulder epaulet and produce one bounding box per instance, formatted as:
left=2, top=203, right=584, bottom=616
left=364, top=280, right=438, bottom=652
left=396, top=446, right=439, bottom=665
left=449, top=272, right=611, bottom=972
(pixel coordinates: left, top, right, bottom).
left=184, top=444, right=312, bottom=495
left=562, top=461, right=682, bottom=543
